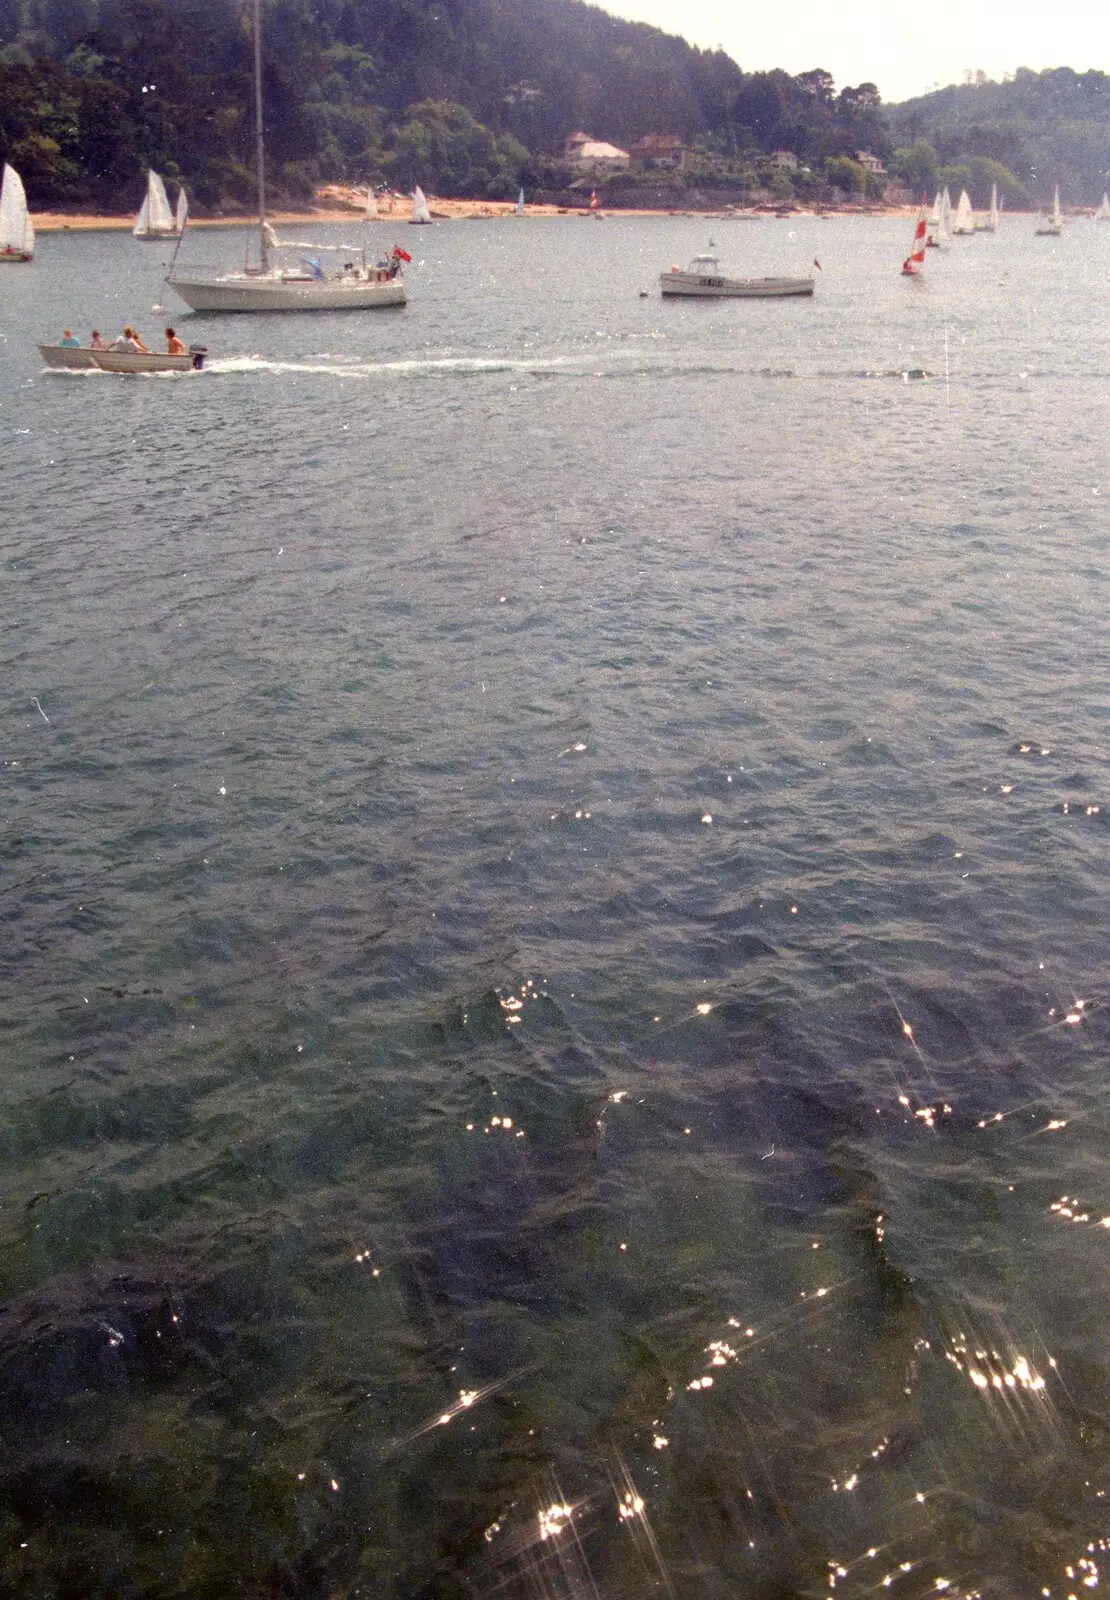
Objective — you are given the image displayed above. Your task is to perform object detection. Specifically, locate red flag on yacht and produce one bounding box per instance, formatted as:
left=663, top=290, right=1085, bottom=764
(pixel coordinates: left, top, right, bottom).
left=392, top=245, right=412, bottom=261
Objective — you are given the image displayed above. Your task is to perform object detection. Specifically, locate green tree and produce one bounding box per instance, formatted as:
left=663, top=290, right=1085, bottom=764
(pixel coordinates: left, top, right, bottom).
left=387, top=100, right=526, bottom=197
left=891, top=138, right=938, bottom=195
left=825, top=154, right=865, bottom=193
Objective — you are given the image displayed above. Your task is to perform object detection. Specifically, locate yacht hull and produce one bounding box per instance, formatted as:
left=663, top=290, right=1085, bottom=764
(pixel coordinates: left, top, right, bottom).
left=168, top=273, right=406, bottom=311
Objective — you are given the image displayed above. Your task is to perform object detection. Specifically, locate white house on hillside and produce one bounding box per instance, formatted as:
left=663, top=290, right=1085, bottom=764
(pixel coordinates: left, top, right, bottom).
left=564, top=131, right=630, bottom=172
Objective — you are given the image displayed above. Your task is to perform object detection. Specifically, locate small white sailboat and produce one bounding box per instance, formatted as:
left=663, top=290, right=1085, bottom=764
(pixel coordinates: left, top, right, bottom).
left=175, top=186, right=188, bottom=234
left=901, top=199, right=928, bottom=276
left=1095, top=193, right=1110, bottom=221
left=927, top=187, right=953, bottom=248
left=925, top=190, right=941, bottom=246
left=365, top=185, right=378, bottom=220
left=514, top=188, right=525, bottom=216
left=976, top=182, right=999, bottom=232
left=1034, top=186, right=1063, bottom=236
left=134, top=170, right=184, bottom=240
left=0, top=163, right=34, bottom=262
left=589, top=187, right=603, bottom=218
left=410, top=185, right=432, bottom=224
left=951, top=189, right=975, bottom=235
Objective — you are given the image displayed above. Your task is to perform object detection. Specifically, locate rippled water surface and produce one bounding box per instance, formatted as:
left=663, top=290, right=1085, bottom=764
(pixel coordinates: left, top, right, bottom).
left=3, top=214, right=1110, bottom=1598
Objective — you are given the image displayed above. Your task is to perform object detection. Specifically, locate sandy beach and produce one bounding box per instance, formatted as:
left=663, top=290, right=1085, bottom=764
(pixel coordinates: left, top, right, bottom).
left=31, top=183, right=923, bottom=231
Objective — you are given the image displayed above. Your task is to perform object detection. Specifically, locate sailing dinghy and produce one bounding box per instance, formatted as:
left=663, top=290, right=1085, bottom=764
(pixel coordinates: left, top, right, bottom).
left=134, top=170, right=185, bottom=239
left=1035, top=187, right=1063, bottom=236
left=951, top=189, right=975, bottom=234
left=410, top=186, right=432, bottom=224
left=976, top=182, right=999, bottom=231
left=1095, top=194, right=1110, bottom=221
left=0, top=163, right=34, bottom=262
left=902, top=200, right=928, bottom=276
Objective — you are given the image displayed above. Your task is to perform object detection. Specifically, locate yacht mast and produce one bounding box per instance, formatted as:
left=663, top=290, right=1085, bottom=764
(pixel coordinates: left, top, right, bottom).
left=253, top=0, right=268, bottom=270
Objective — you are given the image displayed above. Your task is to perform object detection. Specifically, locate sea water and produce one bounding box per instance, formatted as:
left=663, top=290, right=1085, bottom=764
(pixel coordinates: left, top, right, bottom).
left=2, top=215, right=1110, bottom=1598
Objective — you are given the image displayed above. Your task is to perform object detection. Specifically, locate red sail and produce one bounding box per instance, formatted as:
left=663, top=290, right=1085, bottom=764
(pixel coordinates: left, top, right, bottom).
left=902, top=199, right=929, bottom=274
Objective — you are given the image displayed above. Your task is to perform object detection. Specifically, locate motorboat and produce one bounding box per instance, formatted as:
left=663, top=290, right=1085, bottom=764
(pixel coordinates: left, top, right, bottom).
left=660, top=252, right=814, bottom=298
left=38, top=344, right=208, bottom=373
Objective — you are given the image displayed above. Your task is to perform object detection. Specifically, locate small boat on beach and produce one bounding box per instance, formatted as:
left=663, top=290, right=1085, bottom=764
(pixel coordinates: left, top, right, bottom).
left=0, top=163, right=34, bottom=262
left=39, top=343, right=208, bottom=373
left=660, top=251, right=814, bottom=298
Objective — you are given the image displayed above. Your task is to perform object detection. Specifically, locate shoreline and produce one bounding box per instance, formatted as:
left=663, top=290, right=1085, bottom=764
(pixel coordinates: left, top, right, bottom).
left=31, top=187, right=1056, bottom=232
left=32, top=190, right=930, bottom=232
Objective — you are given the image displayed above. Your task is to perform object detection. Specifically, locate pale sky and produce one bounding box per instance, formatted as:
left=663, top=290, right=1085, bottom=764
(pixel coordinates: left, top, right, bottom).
left=600, top=0, right=1110, bottom=105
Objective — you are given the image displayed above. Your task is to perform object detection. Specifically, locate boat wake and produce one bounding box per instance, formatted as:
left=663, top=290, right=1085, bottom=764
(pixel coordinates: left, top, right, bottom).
left=204, top=352, right=938, bottom=384
left=204, top=353, right=583, bottom=379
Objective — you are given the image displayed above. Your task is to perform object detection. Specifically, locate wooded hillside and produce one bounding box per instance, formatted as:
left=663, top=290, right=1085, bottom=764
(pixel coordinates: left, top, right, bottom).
left=2, top=0, right=1107, bottom=210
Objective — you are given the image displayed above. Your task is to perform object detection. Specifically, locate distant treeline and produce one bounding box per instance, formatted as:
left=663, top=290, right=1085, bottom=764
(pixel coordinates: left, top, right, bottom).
left=1, top=0, right=1107, bottom=209
left=889, top=69, right=1110, bottom=210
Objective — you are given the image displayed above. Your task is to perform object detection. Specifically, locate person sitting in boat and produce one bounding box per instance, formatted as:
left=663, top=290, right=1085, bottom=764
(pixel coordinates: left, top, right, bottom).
left=59, top=329, right=80, bottom=346
left=165, top=327, right=186, bottom=355
left=90, top=330, right=107, bottom=349
left=111, top=325, right=150, bottom=353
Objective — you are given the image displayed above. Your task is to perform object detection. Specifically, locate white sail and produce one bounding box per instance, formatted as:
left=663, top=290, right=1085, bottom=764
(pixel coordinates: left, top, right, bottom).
left=928, top=191, right=940, bottom=225
left=134, top=169, right=177, bottom=237
left=952, top=189, right=975, bottom=234
left=365, top=186, right=378, bottom=219
left=938, top=186, right=953, bottom=245
left=1096, top=193, right=1110, bottom=221
left=175, top=186, right=188, bottom=232
left=515, top=187, right=524, bottom=216
left=0, top=163, right=34, bottom=259
left=1034, top=186, right=1062, bottom=236
left=410, top=185, right=432, bottom=224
